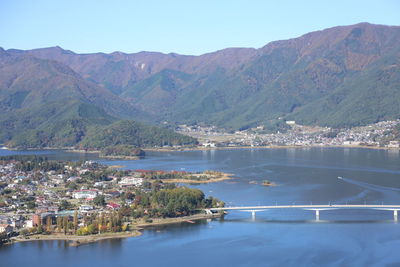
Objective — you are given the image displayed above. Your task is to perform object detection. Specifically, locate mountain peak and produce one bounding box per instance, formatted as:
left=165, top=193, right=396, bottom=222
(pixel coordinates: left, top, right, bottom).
left=1, top=23, right=399, bottom=131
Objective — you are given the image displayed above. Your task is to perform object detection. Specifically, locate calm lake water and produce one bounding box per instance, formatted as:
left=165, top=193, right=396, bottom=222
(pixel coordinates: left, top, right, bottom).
left=1, top=147, right=400, bottom=266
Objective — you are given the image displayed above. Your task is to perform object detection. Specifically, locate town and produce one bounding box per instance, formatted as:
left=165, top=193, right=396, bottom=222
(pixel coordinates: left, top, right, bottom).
left=0, top=155, right=225, bottom=245
left=176, top=120, right=400, bottom=149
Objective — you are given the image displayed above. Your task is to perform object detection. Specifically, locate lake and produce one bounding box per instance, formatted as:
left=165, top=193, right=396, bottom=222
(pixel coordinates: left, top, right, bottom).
left=1, top=147, right=400, bottom=266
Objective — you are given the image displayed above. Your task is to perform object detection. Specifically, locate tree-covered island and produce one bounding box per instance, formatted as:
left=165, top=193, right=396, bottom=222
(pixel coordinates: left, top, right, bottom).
left=0, top=156, right=225, bottom=246
left=98, top=145, right=146, bottom=159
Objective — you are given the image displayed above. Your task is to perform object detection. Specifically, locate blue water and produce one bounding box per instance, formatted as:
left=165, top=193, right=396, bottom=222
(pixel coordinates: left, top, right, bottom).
left=1, top=147, right=400, bottom=266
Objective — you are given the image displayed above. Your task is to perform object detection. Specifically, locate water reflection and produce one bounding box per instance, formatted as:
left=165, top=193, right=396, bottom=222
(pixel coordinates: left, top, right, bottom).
left=388, top=149, right=400, bottom=160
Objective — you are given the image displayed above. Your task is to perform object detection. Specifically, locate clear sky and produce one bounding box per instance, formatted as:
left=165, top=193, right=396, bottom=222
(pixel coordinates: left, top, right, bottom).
left=1, top=0, right=399, bottom=55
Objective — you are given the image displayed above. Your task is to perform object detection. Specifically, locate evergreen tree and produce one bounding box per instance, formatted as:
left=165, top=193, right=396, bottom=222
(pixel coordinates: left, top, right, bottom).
left=73, top=211, right=78, bottom=234
left=63, top=217, right=69, bottom=235
left=37, top=215, right=43, bottom=233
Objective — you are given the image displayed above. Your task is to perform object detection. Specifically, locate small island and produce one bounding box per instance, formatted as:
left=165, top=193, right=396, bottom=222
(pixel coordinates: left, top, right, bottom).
left=99, top=145, right=145, bottom=160
left=262, top=180, right=276, bottom=186
left=139, top=170, right=233, bottom=184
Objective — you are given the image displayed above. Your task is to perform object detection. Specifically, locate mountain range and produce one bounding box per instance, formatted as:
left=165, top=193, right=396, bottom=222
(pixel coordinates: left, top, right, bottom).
left=1, top=22, right=399, bottom=147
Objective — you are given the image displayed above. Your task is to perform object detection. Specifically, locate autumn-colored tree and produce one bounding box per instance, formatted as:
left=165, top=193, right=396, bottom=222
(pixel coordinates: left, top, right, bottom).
left=37, top=215, right=43, bottom=233
left=56, top=217, right=63, bottom=232
left=46, top=216, right=52, bottom=232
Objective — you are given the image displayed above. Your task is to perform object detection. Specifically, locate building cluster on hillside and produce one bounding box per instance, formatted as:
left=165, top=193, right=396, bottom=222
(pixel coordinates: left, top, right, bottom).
left=177, top=120, right=400, bottom=148
left=0, top=160, right=153, bottom=235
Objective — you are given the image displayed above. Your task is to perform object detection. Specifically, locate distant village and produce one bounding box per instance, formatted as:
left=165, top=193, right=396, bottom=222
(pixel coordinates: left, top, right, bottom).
left=176, top=120, right=400, bottom=149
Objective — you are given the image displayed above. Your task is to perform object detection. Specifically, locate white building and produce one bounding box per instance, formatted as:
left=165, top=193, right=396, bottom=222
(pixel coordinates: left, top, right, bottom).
left=25, top=220, right=34, bottom=228
left=387, top=141, right=400, bottom=148
left=79, top=205, right=94, bottom=212
left=119, top=177, right=143, bottom=187
left=72, top=189, right=98, bottom=200
left=202, top=142, right=216, bottom=148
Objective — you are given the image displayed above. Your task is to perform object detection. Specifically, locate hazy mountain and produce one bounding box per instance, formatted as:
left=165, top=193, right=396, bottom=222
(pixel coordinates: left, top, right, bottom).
left=3, top=22, right=400, bottom=132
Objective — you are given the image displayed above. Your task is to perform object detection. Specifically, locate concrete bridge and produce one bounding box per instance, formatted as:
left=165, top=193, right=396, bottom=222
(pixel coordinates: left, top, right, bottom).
left=205, top=204, right=400, bottom=221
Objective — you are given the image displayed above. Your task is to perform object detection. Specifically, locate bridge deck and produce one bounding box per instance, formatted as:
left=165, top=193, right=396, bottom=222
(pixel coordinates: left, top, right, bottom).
left=209, top=205, right=400, bottom=211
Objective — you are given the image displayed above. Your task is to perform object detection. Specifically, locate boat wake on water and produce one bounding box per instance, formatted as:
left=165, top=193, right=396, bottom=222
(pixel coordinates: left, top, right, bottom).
left=338, top=176, right=400, bottom=193
left=337, top=176, right=400, bottom=203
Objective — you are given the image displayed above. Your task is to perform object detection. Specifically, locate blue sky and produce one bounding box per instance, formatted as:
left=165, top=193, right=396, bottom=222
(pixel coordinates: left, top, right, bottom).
left=1, top=0, right=399, bottom=55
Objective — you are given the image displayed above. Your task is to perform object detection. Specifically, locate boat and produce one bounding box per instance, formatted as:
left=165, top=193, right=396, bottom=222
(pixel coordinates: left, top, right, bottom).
left=186, top=220, right=195, bottom=224
left=338, top=176, right=343, bottom=179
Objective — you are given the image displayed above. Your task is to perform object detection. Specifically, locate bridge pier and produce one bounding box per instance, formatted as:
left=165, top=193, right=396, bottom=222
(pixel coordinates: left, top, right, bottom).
left=373, top=208, right=400, bottom=222
left=238, top=209, right=266, bottom=220
left=304, top=209, right=329, bottom=221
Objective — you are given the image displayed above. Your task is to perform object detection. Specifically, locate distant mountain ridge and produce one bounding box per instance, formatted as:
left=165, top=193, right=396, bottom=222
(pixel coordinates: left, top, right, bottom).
left=0, top=48, right=145, bottom=119
left=0, top=49, right=196, bottom=148
left=2, top=22, right=400, bottom=135
left=7, top=45, right=258, bottom=95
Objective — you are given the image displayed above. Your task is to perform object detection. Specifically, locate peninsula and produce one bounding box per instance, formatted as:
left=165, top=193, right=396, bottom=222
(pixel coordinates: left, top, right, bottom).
left=0, top=155, right=225, bottom=246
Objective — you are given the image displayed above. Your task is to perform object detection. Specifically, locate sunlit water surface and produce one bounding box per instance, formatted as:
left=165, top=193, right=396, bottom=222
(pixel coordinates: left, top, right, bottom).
left=1, top=147, right=400, bottom=266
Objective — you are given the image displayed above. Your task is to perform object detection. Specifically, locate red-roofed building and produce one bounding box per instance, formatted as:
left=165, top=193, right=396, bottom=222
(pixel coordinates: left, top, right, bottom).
left=106, top=203, right=121, bottom=210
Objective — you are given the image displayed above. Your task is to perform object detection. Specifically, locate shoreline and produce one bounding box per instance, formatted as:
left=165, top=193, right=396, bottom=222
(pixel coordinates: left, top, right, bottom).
left=144, top=144, right=399, bottom=152
left=9, top=230, right=142, bottom=246
left=70, top=150, right=142, bottom=160
left=3, top=144, right=398, bottom=156
left=6, top=213, right=222, bottom=247
left=99, top=155, right=141, bottom=160
left=135, top=212, right=223, bottom=228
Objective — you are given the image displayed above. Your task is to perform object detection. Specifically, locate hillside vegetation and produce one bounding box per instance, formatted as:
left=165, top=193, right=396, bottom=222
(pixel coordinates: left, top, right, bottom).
left=79, top=120, right=198, bottom=149
left=1, top=23, right=400, bottom=146
left=0, top=49, right=196, bottom=149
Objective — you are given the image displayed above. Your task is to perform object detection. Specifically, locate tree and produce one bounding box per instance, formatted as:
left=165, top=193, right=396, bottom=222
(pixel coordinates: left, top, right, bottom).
left=20, top=228, right=29, bottom=236
left=46, top=216, right=52, bottom=233
left=86, top=224, right=96, bottom=234
left=93, top=195, right=106, bottom=206
left=0, top=231, right=8, bottom=244
left=26, top=201, right=36, bottom=210
left=37, top=215, right=43, bottom=233
left=59, top=200, right=72, bottom=210
left=68, top=182, right=78, bottom=190
left=63, top=216, right=69, bottom=235
left=73, top=211, right=78, bottom=234
left=56, top=217, right=63, bottom=232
